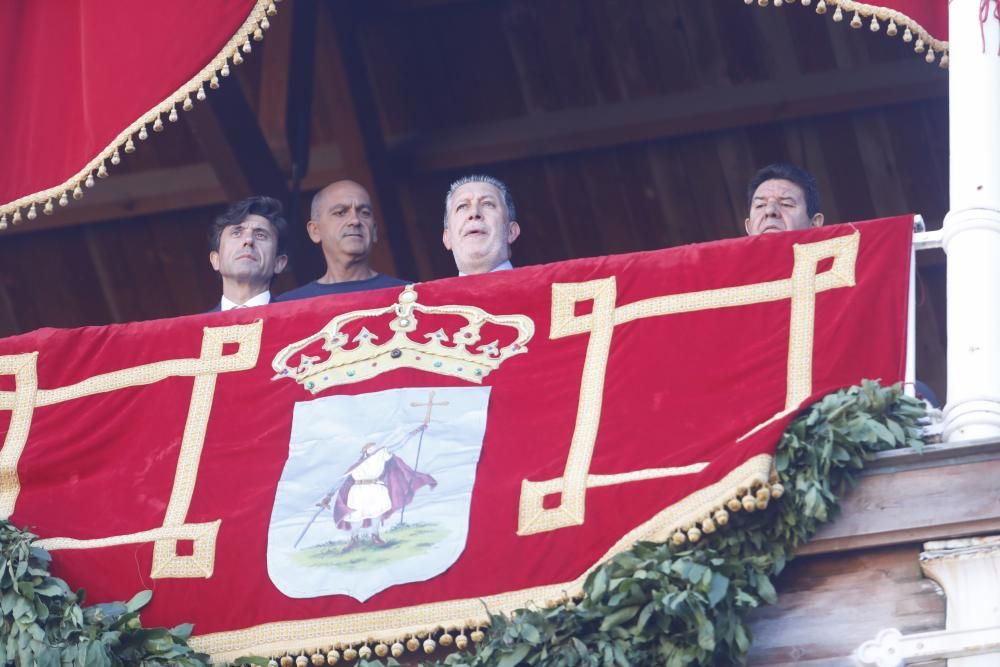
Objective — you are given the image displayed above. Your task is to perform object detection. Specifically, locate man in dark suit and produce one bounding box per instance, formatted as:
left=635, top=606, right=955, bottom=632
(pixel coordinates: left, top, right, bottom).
left=208, top=196, right=289, bottom=311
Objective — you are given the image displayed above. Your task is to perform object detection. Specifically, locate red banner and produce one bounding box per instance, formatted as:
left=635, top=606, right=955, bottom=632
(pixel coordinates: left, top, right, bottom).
left=0, top=219, right=911, bottom=660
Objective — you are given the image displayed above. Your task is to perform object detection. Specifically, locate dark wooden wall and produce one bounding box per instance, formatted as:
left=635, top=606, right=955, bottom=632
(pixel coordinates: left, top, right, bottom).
left=0, top=0, right=949, bottom=398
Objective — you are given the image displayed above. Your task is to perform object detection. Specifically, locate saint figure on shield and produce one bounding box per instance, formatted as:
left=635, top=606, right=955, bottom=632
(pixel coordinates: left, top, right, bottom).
left=317, top=424, right=437, bottom=551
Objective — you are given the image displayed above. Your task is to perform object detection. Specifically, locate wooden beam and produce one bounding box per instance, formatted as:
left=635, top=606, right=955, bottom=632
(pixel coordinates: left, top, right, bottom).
left=0, top=146, right=347, bottom=236
left=325, top=0, right=417, bottom=280
left=388, top=59, right=948, bottom=173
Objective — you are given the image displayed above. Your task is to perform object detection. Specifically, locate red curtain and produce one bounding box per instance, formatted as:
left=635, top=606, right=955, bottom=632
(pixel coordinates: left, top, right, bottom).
left=0, top=0, right=262, bottom=221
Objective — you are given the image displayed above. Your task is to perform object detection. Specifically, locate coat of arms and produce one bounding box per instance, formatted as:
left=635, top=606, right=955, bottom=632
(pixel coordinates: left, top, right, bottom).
left=267, top=386, right=491, bottom=601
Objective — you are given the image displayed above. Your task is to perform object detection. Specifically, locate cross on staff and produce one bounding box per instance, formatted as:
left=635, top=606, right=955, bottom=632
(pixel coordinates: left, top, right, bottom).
left=399, top=391, right=449, bottom=525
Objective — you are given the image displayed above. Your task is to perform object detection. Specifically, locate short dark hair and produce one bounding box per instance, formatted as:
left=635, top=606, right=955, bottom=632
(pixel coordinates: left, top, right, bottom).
left=746, top=163, right=822, bottom=218
left=208, top=196, right=289, bottom=254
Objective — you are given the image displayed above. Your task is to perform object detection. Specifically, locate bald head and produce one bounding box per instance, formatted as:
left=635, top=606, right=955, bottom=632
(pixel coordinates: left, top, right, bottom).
left=306, top=180, right=379, bottom=277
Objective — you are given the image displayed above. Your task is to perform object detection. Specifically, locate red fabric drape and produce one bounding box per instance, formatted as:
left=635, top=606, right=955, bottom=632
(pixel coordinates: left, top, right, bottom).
left=0, top=1, right=259, bottom=215
left=0, top=217, right=912, bottom=661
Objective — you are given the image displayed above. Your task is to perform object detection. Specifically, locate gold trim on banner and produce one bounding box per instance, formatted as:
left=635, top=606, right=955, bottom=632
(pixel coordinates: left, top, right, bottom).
left=0, top=322, right=262, bottom=581
left=189, top=454, right=775, bottom=664
left=518, top=232, right=859, bottom=536
left=0, top=0, right=280, bottom=231
left=747, top=0, right=949, bottom=67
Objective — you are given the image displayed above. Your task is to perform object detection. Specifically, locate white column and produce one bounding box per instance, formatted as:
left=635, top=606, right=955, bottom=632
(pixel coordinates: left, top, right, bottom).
left=943, top=0, right=1000, bottom=442
left=919, top=536, right=1000, bottom=667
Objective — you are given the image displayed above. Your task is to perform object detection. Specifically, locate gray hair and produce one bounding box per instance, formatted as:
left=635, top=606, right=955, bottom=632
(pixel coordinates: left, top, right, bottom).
left=443, top=174, right=517, bottom=228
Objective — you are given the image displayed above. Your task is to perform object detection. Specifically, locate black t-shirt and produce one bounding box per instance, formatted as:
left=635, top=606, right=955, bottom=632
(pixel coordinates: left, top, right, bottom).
left=275, top=274, right=409, bottom=302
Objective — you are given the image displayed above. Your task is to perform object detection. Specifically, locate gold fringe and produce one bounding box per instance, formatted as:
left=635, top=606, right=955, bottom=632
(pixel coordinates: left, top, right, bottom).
left=0, top=0, right=278, bottom=227
left=751, top=0, right=949, bottom=68
left=192, top=454, right=775, bottom=663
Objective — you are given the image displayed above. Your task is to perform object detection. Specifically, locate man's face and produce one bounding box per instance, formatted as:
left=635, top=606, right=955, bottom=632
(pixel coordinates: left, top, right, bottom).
left=307, top=181, right=377, bottom=265
left=209, top=214, right=287, bottom=286
left=745, top=179, right=823, bottom=235
left=442, top=182, right=520, bottom=275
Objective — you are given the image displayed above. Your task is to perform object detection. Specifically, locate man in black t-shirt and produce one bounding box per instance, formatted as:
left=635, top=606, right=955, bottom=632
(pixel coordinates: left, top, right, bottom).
left=277, top=180, right=406, bottom=301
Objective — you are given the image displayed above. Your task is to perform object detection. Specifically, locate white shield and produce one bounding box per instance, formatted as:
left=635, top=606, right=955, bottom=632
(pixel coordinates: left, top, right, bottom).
left=267, top=386, right=490, bottom=601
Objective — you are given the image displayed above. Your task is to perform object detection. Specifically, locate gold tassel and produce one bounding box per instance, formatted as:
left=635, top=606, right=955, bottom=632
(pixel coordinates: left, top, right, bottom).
left=686, top=526, right=702, bottom=543
left=0, top=215, right=7, bottom=230
left=702, top=517, right=717, bottom=534
left=832, top=6, right=844, bottom=22
left=280, top=656, right=293, bottom=667
left=671, top=530, right=686, bottom=545
left=197, top=85, right=207, bottom=101
left=714, top=508, right=730, bottom=525
left=43, top=199, right=53, bottom=215
left=774, top=0, right=784, bottom=7
left=925, top=48, right=936, bottom=63
left=850, top=11, right=861, bottom=28
left=744, top=0, right=753, bottom=5
left=261, top=16, right=270, bottom=30
left=771, top=482, right=785, bottom=498
left=12, top=209, right=22, bottom=224
left=454, top=634, right=469, bottom=651
left=210, top=74, right=220, bottom=89
left=110, top=149, right=121, bottom=165
left=914, top=38, right=925, bottom=53
left=85, top=173, right=95, bottom=188
left=242, top=38, right=252, bottom=54
left=815, top=0, right=826, bottom=14
left=254, top=27, right=264, bottom=41
left=97, top=163, right=109, bottom=178
left=423, top=638, right=437, bottom=654
left=267, top=659, right=278, bottom=667
left=309, top=652, right=324, bottom=666
left=233, top=49, right=244, bottom=65
left=757, top=0, right=769, bottom=7
left=801, top=0, right=811, bottom=6
left=357, top=645, right=372, bottom=660
left=939, top=52, right=949, bottom=67
left=153, top=116, right=164, bottom=132
left=26, top=203, right=37, bottom=220
left=221, top=62, right=231, bottom=77
left=295, top=655, right=308, bottom=667
left=439, top=631, right=454, bottom=647
left=471, top=628, right=486, bottom=643
left=741, top=494, right=756, bottom=512
left=58, top=192, right=69, bottom=207
left=869, top=16, right=879, bottom=31
left=342, top=646, right=357, bottom=661
left=182, top=95, right=194, bottom=111
left=406, top=637, right=420, bottom=652
left=902, top=27, right=913, bottom=42
left=326, top=649, right=340, bottom=664
left=73, top=185, right=83, bottom=200
left=727, top=497, right=742, bottom=512
left=124, top=136, right=136, bottom=153
left=267, top=1, right=278, bottom=16
left=138, top=125, right=148, bottom=140
left=168, top=105, right=179, bottom=122
left=887, top=19, right=898, bottom=36
left=390, top=642, right=405, bottom=657
left=374, top=642, right=389, bottom=657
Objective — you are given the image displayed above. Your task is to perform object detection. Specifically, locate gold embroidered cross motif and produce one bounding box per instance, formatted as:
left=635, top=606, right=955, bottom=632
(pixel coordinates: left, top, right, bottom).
left=518, top=233, right=860, bottom=535
left=0, top=322, right=263, bottom=579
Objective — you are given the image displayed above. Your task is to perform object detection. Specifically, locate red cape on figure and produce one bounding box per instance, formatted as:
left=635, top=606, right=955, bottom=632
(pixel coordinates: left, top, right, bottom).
left=332, top=453, right=437, bottom=530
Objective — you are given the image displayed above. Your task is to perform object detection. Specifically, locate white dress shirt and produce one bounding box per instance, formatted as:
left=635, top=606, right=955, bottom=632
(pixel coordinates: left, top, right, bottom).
left=220, top=290, right=272, bottom=311
left=458, top=260, right=513, bottom=277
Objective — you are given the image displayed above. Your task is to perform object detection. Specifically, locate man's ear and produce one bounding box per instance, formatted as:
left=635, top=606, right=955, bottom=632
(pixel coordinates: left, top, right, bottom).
left=442, top=226, right=452, bottom=250
left=811, top=212, right=825, bottom=228
left=274, top=254, right=288, bottom=275
left=507, top=220, right=521, bottom=244
left=209, top=251, right=221, bottom=272
left=744, top=217, right=753, bottom=235
left=306, top=220, right=321, bottom=244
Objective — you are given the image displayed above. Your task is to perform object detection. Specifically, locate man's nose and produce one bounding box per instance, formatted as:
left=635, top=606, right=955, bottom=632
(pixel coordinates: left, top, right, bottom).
left=764, top=200, right=780, bottom=216
left=468, top=203, right=483, bottom=219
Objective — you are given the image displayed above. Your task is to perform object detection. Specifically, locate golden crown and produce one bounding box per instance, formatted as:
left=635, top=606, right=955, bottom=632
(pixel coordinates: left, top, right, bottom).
left=271, top=285, right=535, bottom=393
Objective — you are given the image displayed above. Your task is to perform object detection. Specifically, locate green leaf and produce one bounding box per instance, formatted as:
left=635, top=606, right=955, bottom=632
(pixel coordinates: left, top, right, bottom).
left=124, top=590, right=152, bottom=613
left=496, top=644, right=531, bottom=667
left=598, top=605, right=640, bottom=632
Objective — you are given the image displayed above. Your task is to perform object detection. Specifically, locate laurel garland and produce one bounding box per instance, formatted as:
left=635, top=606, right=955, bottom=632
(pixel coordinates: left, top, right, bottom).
left=428, top=380, right=927, bottom=667
left=0, top=380, right=925, bottom=666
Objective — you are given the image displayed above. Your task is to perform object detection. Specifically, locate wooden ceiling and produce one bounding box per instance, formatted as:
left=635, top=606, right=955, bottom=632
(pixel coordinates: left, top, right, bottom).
left=0, top=0, right=949, bottom=396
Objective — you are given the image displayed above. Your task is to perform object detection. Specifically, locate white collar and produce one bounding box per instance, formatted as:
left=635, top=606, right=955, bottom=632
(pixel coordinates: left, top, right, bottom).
left=220, top=290, right=271, bottom=311
left=458, top=260, right=513, bottom=277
